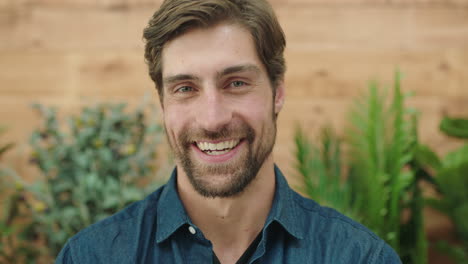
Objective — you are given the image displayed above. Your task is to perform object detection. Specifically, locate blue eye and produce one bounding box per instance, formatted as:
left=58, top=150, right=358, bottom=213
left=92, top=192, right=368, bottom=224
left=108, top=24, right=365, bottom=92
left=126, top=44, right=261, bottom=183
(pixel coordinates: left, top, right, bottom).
left=231, top=81, right=246, bottom=87
left=176, top=86, right=193, bottom=93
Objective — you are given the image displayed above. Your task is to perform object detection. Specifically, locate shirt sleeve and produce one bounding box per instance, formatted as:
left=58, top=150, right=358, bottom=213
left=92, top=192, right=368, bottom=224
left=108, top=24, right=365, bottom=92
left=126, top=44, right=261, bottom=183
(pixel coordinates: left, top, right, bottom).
left=55, top=243, right=74, bottom=264
left=375, top=243, right=402, bottom=264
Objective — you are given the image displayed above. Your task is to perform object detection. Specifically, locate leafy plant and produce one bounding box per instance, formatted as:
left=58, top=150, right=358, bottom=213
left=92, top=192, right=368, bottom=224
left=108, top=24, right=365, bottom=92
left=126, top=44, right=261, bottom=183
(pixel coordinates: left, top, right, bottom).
left=426, top=116, right=468, bottom=263
left=0, top=126, right=14, bottom=160
left=295, top=72, right=429, bottom=263
left=294, top=126, right=357, bottom=220
left=346, top=72, right=428, bottom=264
left=0, top=127, right=41, bottom=264
left=0, top=181, right=42, bottom=264
left=23, top=100, right=163, bottom=257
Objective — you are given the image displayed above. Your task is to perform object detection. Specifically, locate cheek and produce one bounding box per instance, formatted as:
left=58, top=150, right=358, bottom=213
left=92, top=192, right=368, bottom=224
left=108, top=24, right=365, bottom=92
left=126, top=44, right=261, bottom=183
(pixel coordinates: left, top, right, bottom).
left=163, top=107, right=186, bottom=142
left=238, top=95, right=273, bottom=123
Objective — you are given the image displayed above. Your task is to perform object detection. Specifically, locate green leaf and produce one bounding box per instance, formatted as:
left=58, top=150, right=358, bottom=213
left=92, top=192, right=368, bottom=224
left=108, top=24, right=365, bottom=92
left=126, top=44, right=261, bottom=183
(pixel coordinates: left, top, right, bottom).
left=425, top=198, right=449, bottom=214
left=440, top=117, right=468, bottom=139
left=442, top=145, right=468, bottom=169
left=414, top=144, right=441, bottom=170
left=0, top=142, right=14, bottom=157
left=51, top=181, right=74, bottom=193
left=102, top=196, right=120, bottom=210
left=453, top=204, right=468, bottom=241
left=0, top=224, right=14, bottom=236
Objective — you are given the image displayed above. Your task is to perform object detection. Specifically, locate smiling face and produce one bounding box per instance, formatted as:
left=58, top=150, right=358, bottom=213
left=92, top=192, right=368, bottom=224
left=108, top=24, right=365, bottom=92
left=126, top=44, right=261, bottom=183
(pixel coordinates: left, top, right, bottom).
left=161, top=23, right=284, bottom=198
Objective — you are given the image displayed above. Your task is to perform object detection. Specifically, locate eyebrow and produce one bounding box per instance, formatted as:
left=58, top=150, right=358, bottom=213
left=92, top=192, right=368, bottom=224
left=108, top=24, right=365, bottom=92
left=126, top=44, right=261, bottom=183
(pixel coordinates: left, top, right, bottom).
left=162, top=64, right=262, bottom=87
left=217, top=64, right=261, bottom=78
left=163, top=74, right=200, bottom=86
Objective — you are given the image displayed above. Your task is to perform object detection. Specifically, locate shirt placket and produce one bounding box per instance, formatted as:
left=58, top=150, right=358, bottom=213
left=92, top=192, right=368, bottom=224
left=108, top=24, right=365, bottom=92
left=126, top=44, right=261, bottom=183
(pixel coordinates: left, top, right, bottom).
left=183, top=224, right=214, bottom=264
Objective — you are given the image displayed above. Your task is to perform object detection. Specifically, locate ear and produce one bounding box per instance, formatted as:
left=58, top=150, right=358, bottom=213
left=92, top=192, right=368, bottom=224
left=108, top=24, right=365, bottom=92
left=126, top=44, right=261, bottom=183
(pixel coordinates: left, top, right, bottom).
left=274, top=80, right=285, bottom=114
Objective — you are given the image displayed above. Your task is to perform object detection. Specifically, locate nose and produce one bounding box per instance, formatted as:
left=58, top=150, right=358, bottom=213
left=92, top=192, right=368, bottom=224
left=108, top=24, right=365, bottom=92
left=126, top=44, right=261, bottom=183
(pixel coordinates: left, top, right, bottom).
left=195, top=90, right=232, bottom=132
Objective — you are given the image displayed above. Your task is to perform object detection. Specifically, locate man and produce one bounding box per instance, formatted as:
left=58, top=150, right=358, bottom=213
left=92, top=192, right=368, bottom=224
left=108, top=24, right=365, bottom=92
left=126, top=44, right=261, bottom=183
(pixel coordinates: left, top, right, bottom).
left=56, top=0, right=401, bottom=263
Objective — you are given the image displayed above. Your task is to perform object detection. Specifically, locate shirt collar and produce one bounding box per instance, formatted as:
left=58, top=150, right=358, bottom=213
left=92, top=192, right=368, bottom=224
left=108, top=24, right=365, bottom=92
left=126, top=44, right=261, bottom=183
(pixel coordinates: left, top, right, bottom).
left=265, top=165, right=304, bottom=240
left=155, top=165, right=304, bottom=244
left=155, top=169, right=191, bottom=244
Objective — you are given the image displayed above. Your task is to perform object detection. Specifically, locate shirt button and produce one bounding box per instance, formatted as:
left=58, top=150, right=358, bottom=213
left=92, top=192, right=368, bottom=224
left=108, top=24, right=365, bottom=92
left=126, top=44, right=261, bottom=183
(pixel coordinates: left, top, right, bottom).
left=188, top=226, right=196, bottom=235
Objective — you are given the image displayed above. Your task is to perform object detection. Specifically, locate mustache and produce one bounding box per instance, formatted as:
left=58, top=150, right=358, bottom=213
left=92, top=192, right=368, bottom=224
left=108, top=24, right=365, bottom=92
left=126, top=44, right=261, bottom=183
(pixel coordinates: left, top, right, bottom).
left=179, top=122, right=255, bottom=146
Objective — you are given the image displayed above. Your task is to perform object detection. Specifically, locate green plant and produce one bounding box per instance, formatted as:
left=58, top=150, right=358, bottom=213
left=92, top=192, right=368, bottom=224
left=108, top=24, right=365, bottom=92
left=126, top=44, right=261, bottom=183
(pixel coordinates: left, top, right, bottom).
left=24, top=100, right=163, bottom=257
left=0, top=182, right=42, bottom=264
left=0, top=127, right=41, bottom=264
left=346, top=72, right=427, bottom=263
left=294, top=72, right=429, bottom=263
left=0, top=126, right=14, bottom=160
left=425, top=116, right=468, bottom=263
left=294, top=126, right=357, bottom=220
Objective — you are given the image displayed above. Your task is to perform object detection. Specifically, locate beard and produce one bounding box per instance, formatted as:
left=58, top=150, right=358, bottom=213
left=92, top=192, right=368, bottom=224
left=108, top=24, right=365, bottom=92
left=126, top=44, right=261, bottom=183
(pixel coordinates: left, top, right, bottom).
left=168, top=118, right=277, bottom=198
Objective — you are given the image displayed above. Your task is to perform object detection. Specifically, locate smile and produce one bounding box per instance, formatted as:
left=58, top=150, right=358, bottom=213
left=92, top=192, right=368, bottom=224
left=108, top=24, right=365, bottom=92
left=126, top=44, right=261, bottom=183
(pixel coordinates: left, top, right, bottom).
left=195, top=139, right=241, bottom=156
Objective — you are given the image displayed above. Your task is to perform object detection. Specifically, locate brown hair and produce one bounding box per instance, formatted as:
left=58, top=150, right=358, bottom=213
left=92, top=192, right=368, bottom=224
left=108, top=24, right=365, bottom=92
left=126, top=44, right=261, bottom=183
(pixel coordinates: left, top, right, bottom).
left=143, top=0, right=286, bottom=100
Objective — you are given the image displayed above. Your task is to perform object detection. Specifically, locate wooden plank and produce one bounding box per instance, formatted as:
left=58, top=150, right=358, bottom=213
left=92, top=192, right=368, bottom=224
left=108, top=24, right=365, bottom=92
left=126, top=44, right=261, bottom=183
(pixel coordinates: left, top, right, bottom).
left=1, top=5, right=467, bottom=51
left=0, top=0, right=162, bottom=9
left=75, top=50, right=153, bottom=98
left=0, top=51, right=76, bottom=96
left=271, top=0, right=468, bottom=7
left=4, top=0, right=468, bottom=9
left=285, top=48, right=468, bottom=98
left=278, top=6, right=468, bottom=51
left=0, top=7, right=154, bottom=51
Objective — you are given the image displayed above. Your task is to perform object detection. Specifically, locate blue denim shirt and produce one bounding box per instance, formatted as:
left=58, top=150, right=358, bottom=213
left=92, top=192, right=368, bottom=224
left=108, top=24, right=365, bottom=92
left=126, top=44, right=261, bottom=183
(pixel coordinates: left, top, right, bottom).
left=56, top=166, right=401, bottom=263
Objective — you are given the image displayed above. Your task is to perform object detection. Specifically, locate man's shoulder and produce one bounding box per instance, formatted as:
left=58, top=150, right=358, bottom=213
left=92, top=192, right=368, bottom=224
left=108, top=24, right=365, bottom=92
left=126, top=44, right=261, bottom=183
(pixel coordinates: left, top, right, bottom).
left=77, top=186, right=162, bottom=238
left=56, top=185, right=166, bottom=263
left=291, top=190, right=378, bottom=239
left=288, top=190, right=401, bottom=263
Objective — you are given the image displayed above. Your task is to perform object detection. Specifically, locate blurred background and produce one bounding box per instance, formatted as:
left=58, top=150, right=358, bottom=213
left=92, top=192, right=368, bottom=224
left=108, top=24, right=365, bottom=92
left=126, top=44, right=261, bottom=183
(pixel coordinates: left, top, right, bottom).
left=0, top=0, right=467, bottom=263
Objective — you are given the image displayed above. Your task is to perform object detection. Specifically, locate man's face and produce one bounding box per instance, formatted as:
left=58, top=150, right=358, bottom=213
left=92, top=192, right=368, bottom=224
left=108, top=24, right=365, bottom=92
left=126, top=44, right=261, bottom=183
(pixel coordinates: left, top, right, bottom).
left=161, top=23, right=284, bottom=198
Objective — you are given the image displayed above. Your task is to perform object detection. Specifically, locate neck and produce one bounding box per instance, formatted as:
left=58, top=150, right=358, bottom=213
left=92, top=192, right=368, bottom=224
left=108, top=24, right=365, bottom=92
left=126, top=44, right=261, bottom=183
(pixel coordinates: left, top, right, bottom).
left=177, top=156, right=276, bottom=264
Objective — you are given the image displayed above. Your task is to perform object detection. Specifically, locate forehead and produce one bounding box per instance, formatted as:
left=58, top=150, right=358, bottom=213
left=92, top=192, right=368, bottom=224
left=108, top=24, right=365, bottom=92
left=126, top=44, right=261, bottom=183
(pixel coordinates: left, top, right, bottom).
left=161, top=23, right=264, bottom=79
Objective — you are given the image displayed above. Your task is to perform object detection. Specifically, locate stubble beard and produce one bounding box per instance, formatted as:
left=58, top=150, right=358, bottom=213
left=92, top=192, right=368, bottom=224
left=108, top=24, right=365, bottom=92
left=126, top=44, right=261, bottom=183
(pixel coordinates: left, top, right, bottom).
left=169, top=118, right=277, bottom=198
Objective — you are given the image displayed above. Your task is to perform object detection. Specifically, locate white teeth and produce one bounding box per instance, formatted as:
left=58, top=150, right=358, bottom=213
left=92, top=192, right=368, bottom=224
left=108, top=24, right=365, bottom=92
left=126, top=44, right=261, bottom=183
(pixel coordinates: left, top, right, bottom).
left=210, top=143, right=217, bottom=150
left=216, top=141, right=227, bottom=150
left=196, top=139, right=240, bottom=153
left=206, top=149, right=230, bottom=156
left=221, top=141, right=228, bottom=150
left=202, top=142, right=209, bottom=150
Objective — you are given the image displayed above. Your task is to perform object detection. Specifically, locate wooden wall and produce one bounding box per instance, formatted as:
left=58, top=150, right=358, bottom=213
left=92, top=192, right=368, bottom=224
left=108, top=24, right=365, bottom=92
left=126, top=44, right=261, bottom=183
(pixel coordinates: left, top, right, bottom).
left=1, top=0, right=467, bottom=262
